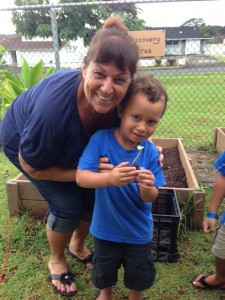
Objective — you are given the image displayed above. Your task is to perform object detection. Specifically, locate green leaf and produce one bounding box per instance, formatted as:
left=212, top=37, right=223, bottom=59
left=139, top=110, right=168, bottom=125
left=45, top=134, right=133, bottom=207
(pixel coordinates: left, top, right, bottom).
left=1, top=70, right=25, bottom=89
left=30, top=60, right=44, bottom=86
left=20, top=55, right=31, bottom=88
left=7, top=79, right=25, bottom=96
left=137, top=145, right=144, bottom=151
left=43, top=67, right=56, bottom=78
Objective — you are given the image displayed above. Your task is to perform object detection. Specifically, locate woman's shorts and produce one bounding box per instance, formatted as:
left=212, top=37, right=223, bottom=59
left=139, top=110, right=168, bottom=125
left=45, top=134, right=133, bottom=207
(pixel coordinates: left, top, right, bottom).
left=92, top=238, right=156, bottom=291
left=2, top=150, right=95, bottom=233
left=212, top=224, right=225, bottom=259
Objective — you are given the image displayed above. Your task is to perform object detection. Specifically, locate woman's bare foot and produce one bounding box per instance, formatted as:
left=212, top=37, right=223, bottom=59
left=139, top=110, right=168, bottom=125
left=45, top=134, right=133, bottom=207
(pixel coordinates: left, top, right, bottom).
left=68, top=246, right=93, bottom=270
left=48, top=260, right=77, bottom=295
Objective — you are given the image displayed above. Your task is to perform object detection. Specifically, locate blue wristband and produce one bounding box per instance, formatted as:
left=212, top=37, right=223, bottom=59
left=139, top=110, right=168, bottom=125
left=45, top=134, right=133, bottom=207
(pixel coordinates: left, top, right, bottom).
left=206, top=212, right=219, bottom=220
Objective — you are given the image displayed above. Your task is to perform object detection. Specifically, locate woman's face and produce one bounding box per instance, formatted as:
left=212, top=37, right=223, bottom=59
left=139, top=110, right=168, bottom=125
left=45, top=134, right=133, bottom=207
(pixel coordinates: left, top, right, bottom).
left=82, top=61, right=131, bottom=114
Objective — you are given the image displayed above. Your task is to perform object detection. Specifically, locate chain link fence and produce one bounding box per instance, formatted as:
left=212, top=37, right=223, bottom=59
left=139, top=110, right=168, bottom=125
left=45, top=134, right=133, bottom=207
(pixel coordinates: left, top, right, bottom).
left=0, top=0, right=224, bottom=149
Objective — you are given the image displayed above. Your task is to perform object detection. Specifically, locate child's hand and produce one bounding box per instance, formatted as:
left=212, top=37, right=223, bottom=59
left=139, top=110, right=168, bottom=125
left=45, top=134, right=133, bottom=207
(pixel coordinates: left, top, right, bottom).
left=137, top=169, right=155, bottom=192
left=110, top=162, right=139, bottom=186
left=203, top=217, right=217, bottom=233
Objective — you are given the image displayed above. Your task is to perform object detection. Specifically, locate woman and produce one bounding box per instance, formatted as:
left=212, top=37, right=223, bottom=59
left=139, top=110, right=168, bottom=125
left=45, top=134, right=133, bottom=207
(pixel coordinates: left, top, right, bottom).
left=0, top=16, right=139, bottom=297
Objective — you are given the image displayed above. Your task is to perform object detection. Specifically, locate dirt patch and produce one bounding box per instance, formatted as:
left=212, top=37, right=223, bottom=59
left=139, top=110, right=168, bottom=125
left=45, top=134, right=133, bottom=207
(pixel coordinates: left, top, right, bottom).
left=162, top=148, right=219, bottom=187
left=163, top=148, right=188, bottom=187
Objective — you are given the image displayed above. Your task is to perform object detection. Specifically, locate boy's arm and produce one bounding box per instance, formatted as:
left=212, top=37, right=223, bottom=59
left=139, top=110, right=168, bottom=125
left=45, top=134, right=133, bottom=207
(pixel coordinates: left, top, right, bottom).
left=203, top=174, right=225, bottom=233
left=76, top=162, right=139, bottom=188
left=76, top=169, right=111, bottom=188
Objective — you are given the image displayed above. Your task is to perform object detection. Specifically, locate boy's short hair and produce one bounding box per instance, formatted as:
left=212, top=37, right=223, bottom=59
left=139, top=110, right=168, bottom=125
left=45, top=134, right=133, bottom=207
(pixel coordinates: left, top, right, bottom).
left=121, top=75, right=168, bottom=115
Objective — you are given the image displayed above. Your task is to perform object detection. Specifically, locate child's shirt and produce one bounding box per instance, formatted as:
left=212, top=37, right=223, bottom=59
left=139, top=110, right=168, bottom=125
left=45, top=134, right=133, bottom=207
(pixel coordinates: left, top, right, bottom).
left=78, top=128, right=166, bottom=244
left=213, top=152, right=225, bottom=224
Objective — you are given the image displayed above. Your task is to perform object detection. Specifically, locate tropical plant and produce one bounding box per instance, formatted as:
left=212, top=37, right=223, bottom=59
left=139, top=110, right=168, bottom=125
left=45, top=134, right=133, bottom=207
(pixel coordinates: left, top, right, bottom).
left=0, top=55, right=55, bottom=116
left=177, top=191, right=203, bottom=235
left=0, top=45, right=5, bottom=63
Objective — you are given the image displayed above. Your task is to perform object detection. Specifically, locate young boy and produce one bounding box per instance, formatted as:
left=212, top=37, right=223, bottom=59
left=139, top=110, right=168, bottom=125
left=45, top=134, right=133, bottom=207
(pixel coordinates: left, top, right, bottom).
left=76, top=75, right=168, bottom=300
left=192, top=151, right=225, bottom=290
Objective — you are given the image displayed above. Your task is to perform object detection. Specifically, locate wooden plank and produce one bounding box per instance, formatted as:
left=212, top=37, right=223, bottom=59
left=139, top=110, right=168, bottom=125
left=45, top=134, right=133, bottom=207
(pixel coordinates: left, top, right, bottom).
left=217, top=128, right=225, bottom=153
left=177, top=139, right=199, bottom=189
left=20, top=199, right=49, bottom=219
left=213, top=127, right=218, bottom=147
left=151, top=138, right=179, bottom=149
left=6, top=181, right=20, bottom=216
left=190, top=191, right=206, bottom=230
left=214, top=127, right=225, bottom=153
left=17, top=181, right=44, bottom=200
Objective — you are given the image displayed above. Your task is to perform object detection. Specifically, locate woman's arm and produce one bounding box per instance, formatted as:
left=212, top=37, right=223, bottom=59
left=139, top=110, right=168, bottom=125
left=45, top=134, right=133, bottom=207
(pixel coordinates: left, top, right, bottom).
left=19, top=153, right=76, bottom=182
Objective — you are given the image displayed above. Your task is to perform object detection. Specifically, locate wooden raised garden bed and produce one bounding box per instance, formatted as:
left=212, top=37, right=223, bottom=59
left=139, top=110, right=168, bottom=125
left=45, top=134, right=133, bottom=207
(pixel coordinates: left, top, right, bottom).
left=151, top=138, right=205, bottom=230
left=6, top=138, right=205, bottom=229
left=6, top=173, right=48, bottom=219
left=214, top=127, right=225, bottom=153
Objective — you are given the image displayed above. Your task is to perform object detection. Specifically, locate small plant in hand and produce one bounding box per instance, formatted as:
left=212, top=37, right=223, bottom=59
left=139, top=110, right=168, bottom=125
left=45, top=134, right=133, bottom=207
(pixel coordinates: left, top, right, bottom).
left=131, top=145, right=144, bottom=170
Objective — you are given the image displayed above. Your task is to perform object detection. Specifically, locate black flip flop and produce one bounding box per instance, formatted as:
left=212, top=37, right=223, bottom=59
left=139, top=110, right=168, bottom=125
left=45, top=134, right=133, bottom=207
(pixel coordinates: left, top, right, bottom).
left=50, top=271, right=77, bottom=297
left=68, top=250, right=93, bottom=268
left=191, top=274, right=225, bottom=290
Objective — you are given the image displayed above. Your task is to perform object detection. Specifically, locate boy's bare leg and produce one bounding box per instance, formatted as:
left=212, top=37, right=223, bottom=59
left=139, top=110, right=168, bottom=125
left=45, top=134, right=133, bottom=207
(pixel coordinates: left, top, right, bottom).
left=192, top=257, right=225, bottom=287
left=129, top=289, right=142, bottom=300
left=214, top=256, right=225, bottom=284
left=96, top=287, right=113, bottom=300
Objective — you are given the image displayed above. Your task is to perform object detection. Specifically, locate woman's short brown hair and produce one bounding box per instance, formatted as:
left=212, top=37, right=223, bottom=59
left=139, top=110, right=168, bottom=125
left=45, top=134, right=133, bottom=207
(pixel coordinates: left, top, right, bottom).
left=84, top=16, right=139, bottom=78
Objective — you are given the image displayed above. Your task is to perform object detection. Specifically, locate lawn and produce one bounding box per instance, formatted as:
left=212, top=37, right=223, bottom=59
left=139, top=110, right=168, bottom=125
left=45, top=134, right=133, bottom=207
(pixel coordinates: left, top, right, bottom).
left=154, top=72, right=225, bottom=149
left=1, top=152, right=225, bottom=300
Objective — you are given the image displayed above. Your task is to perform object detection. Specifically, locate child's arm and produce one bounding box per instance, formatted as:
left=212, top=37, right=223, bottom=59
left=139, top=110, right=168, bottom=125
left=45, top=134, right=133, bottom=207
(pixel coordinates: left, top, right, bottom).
left=203, top=173, right=225, bottom=233
left=137, top=169, right=158, bottom=202
left=76, top=162, right=139, bottom=188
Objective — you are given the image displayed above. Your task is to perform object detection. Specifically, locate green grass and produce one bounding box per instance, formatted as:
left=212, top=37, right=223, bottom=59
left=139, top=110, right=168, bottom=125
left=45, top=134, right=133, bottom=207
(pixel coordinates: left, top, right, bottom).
left=214, top=56, right=225, bottom=63
left=1, top=152, right=225, bottom=300
left=153, top=72, right=225, bottom=149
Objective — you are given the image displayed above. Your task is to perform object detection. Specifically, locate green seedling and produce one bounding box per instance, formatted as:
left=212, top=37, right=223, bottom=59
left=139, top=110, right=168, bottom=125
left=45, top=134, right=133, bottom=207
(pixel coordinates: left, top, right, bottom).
left=131, top=145, right=144, bottom=168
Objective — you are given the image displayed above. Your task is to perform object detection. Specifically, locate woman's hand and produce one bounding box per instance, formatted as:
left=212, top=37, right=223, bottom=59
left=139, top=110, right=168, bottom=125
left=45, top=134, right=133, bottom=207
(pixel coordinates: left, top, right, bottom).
left=98, top=157, right=114, bottom=173
left=157, top=146, right=164, bottom=167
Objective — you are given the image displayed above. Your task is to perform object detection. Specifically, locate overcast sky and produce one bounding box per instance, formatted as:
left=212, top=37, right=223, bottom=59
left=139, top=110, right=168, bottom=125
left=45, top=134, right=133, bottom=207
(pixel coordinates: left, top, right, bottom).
left=0, top=0, right=224, bottom=34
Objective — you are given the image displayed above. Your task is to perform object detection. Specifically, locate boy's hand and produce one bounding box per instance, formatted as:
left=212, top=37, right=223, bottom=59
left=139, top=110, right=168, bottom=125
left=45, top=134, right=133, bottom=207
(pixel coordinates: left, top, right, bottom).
left=203, top=217, right=217, bottom=233
left=137, top=169, right=155, bottom=192
left=110, top=162, right=139, bottom=186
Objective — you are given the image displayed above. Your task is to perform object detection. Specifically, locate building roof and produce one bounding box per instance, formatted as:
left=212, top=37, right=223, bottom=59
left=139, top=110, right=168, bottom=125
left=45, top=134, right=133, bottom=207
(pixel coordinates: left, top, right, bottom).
left=146, top=26, right=208, bottom=40
left=0, top=34, right=67, bottom=50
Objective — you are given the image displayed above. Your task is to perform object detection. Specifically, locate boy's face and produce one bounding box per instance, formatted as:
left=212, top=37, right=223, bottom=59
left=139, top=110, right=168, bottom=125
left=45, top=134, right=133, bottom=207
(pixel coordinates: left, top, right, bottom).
left=117, top=92, right=165, bottom=148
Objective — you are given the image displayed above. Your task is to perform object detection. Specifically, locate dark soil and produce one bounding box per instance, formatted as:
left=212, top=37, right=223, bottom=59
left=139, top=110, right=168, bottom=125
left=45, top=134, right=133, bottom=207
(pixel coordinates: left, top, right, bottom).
left=162, top=148, right=188, bottom=188
left=162, top=147, right=219, bottom=188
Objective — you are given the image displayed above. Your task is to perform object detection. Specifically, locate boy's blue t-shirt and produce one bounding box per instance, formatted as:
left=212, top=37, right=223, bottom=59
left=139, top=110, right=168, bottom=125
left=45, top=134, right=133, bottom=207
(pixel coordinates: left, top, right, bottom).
left=1, top=70, right=90, bottom=169
left=78, top=128, right=166, bottom=244
left=213, top=152, right=225, bottom=224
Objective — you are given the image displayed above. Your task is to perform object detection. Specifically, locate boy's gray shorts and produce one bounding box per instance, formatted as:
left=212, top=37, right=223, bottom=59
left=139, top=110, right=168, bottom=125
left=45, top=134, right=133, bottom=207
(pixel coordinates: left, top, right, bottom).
left=212, top=224, right=225, bottom=259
